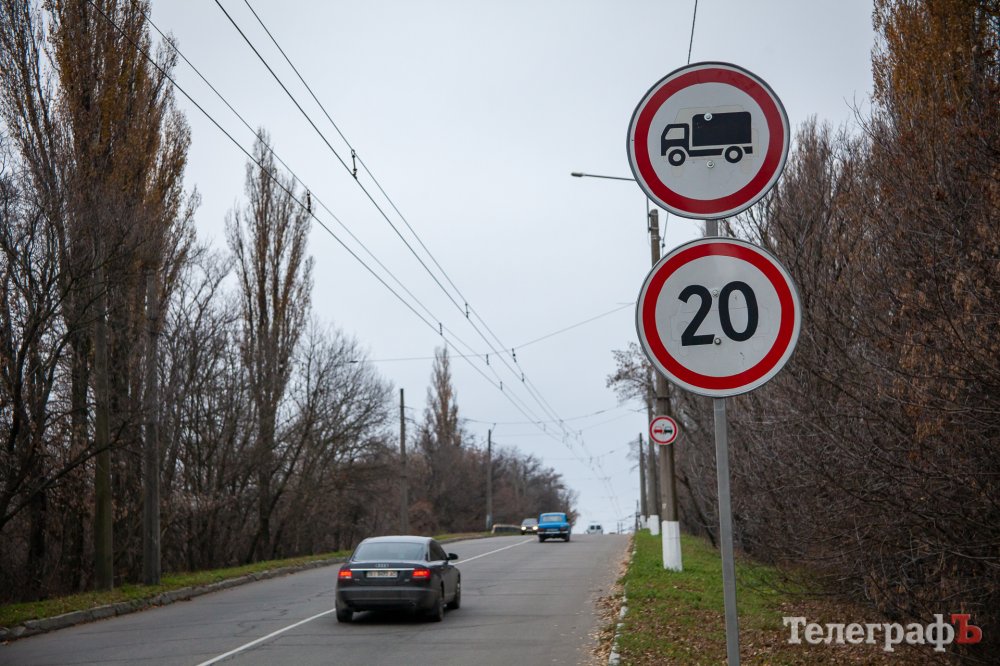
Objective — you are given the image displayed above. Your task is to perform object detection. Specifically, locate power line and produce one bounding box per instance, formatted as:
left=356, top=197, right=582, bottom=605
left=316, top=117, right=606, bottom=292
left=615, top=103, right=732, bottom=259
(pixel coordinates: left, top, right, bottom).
left=687, top=0, right=699, bottom=64
left=466, top=405, right=631, bottom=427
left=212, top=0, right=469, bottom=319
left=88, top=0, right=563, bottom=447
left=214, top=0, right=566, bottom=434
left=514, top=303, right=632, bottom=351
left=140, top=12, right=451, bottom=348
left=218, top=2, right=602, bottom=448
left=141, top=4, right=561, bottom=433
left=147, top=1, right=625, bottom=515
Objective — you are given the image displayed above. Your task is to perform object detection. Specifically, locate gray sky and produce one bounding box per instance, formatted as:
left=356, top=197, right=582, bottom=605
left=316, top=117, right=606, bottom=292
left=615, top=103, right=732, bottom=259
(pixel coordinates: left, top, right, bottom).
left=150, top=0, right=876, bottom=533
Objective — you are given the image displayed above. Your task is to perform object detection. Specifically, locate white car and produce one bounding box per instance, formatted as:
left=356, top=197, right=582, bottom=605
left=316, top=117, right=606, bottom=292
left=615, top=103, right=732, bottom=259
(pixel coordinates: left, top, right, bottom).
left=586, top=523, right=603, bottom=535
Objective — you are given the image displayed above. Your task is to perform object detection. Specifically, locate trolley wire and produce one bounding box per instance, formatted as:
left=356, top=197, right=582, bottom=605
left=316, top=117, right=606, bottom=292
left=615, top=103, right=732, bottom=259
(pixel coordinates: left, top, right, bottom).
left=217, top=1, right=604, bottom=448
left=87, top=0, right=565, bottom=443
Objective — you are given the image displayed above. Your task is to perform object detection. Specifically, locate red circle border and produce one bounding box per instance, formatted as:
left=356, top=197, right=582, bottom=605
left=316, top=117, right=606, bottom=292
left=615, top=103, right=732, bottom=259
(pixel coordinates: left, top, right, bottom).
left=639, top=241, right=796, bottom=392
left=650, top=416, right=678, bottom=445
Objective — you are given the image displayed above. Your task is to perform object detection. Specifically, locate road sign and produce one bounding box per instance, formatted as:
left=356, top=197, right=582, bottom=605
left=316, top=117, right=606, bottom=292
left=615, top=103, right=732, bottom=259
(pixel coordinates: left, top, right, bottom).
left=636, top=237, right=800, bottom=398
left=626, top=62, right=789, bottom=220
left=649, top=415, right=679, bottom=446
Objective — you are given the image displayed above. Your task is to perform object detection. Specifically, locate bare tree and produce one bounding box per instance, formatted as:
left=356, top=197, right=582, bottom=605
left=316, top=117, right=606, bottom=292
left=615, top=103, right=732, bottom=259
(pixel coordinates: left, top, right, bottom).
left=0, top=0, right=194, bottom=591
left=227, top=131, right=312, bottom=562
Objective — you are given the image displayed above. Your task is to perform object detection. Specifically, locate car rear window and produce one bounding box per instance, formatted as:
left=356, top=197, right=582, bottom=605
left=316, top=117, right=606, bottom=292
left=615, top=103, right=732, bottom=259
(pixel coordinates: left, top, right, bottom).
left=353, top=542, right=426, bottom=561
left=540, top=513, right=565, bottom=522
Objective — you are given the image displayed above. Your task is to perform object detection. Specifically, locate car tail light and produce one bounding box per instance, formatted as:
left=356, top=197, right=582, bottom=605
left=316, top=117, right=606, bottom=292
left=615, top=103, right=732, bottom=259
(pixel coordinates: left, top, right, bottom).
left=411, top=567, right=431, bottom=580
left=338, top=568, right=353, bottom=580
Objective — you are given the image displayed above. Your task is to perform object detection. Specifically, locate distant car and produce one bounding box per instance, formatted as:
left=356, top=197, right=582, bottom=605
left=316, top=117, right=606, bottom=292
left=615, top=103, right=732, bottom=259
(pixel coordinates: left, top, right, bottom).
left=335, top=535, right=461, bottom=623
left=520, top=518, right=539, bottom=535
left=537, top=512, right=571, bottom=542
left=586, top=523, right=603, bottom=534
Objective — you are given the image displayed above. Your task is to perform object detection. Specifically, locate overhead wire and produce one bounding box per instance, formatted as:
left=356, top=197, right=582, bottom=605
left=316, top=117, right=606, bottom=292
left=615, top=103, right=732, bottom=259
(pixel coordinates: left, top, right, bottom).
left=140, top=11, right=459, bottom=355
left=215, top=0, right=564, bottom=433
left=219, top=1, right=625, bottom=502
left=138, top=0, right=627, bottom=517
left=212, top=0, right=470, bottom=319
left=136, top=7, right=548, bottom=426
left=687, top=0, right=699, bottom=64
left=237, top=0, right=476, bottom=315
left=88, top=0, right=570, bottom=444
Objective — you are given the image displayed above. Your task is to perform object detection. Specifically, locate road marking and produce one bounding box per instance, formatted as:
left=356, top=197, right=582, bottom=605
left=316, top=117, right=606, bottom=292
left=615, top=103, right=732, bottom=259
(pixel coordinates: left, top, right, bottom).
left=458, top=537, right=532, bottom=563
left=193, top=537, right=532, bottom=665
left=194, top=608, right=337, bottom=666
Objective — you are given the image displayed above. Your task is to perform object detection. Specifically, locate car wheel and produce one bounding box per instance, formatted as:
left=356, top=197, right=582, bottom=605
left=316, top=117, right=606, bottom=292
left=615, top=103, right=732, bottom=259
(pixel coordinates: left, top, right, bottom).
left=447, top=577, right=461, bottom=610
left=427, top=586, right=445, bottom=622
left=538, top=535, right=545, bottom=542
left=565, top=534, right=571, bottom=542
left=336, top=606, right=353, bottom=623
left=725, top=146, right=743, bottom=163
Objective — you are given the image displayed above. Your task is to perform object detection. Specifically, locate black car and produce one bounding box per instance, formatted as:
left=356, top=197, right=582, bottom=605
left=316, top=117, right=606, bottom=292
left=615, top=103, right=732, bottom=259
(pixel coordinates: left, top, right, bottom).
left=520, top=518, right=538, bottom=535
left=335, top=535, right=461, bottom=623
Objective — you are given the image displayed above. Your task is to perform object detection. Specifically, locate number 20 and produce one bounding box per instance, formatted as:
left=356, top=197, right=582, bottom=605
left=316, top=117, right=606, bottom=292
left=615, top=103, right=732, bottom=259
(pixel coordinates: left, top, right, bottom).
left=679, top=281, right=758, bottom=346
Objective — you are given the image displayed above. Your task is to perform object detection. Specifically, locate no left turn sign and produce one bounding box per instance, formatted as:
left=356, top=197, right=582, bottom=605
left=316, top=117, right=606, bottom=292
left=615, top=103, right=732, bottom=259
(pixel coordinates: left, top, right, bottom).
left=627, top=62, right=789, bottom=219
left=636, top=237, right=801, bottom=398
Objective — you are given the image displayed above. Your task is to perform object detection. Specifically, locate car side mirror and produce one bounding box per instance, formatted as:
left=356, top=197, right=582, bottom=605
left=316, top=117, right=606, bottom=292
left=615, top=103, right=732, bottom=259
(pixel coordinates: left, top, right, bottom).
left=448, top=553, right=459, bottom=561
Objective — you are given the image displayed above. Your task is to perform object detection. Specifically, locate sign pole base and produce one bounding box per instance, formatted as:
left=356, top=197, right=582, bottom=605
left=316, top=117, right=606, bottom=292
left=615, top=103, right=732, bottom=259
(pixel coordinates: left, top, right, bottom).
left=661, top=520, right=682, bottom=571
left=714, top=398, right=740, bottom=665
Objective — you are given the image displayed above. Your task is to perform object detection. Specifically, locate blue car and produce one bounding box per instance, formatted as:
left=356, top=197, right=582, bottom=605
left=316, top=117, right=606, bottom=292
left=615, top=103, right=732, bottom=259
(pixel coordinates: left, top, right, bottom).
left=537, top=512, right=571, bottom=542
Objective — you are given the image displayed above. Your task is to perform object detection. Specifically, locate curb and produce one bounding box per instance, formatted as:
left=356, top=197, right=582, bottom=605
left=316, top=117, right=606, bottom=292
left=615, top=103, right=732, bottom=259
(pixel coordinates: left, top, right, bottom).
left=607, top=542, right=638, bottom=666
left=0, top=556, right=345, bottom=643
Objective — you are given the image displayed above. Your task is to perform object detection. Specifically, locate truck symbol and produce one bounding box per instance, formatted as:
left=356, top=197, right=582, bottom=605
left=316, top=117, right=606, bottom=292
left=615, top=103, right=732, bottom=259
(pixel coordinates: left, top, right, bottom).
left=660, top=111, right=753, bottom=166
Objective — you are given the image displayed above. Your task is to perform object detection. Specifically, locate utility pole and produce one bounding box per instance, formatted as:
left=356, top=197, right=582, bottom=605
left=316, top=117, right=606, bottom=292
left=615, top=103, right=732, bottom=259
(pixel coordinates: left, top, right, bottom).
left=486, top=430, right=493, bottom=531
left=142, top=271, right=161, bottom=585
left=94, top=257, right=113, bottom=591
left=638, top=433, right=648, bottom=521
left=644, top=367, right=661, bottom=535
left=649, top=209, right=682, bottom=571
left=399, top=388, right=409, bottom=534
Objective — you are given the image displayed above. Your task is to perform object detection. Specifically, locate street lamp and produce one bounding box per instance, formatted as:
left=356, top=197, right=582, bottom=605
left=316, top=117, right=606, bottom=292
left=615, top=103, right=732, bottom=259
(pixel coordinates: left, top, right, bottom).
left=570, top=171, right=635, bottom=182
left=571, top=170, right=683, bottom=574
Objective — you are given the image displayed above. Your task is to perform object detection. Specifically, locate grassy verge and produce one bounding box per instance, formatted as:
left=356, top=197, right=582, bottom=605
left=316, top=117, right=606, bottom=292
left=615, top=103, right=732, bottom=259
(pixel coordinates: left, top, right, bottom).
left=0, top=550, right=349, bottom=629
left=616, top=532, right=936, bottom=665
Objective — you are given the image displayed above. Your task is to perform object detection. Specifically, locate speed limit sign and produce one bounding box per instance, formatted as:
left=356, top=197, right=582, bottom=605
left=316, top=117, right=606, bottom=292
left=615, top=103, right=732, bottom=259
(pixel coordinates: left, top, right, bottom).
left=636, top=237, right=800, bottom=397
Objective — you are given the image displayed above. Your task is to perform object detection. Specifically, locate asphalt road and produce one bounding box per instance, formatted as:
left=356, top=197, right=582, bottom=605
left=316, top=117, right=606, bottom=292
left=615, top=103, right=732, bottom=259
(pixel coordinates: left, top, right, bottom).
left=0, top=534, right=629, bottom=666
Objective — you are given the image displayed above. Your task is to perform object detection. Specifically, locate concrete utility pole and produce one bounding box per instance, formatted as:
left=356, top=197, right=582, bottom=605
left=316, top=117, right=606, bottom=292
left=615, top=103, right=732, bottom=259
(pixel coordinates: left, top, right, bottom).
left=649, top=209, right=682, bottom=571
left=644, top=368, right=661, bottom=535
left=142, top=271, right=161, bottom=586
left=486, top=430, right=493, bottom=531
left=399, top=389, right=409, bottom=534
left=94, top=258, right=113, bottom=591
left=638, top=433, right=648, bottom=520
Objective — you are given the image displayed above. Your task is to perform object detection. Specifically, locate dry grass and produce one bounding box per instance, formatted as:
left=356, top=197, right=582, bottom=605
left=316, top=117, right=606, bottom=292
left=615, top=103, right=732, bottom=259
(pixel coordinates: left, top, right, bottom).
left=597, top=532, right=946, bottom=665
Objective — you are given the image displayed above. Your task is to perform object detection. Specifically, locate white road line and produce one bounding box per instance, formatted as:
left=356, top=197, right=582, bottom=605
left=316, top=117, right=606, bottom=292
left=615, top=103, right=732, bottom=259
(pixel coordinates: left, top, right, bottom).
left=194, top=608, right=337, bottom=666
left=193, top=537, right=532, bottom=665
left=455, top=537, right=533, bottom=563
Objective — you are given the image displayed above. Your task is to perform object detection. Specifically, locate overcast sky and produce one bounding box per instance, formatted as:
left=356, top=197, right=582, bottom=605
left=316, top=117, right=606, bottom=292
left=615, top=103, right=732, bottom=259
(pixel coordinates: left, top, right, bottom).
left=150, top=0, right=877, bottom=533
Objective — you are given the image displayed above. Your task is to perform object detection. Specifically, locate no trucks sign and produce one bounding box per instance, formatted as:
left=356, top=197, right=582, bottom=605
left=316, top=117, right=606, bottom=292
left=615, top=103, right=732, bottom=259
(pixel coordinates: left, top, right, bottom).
left=627, top=62, right=790, bottom=219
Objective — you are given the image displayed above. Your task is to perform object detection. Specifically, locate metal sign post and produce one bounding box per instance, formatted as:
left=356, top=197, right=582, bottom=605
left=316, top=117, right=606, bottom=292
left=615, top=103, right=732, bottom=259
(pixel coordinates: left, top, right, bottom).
left=634, top=238, right=800, bottom=666
left=714, top=398, right=739, bottom=665
left=629, top=63, right=793, bottom=666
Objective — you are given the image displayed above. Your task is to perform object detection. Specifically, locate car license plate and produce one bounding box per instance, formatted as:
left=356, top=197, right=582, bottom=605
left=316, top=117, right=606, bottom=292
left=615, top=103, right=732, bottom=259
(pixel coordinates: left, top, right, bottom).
left=366, top=570, right=397, bottom=578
